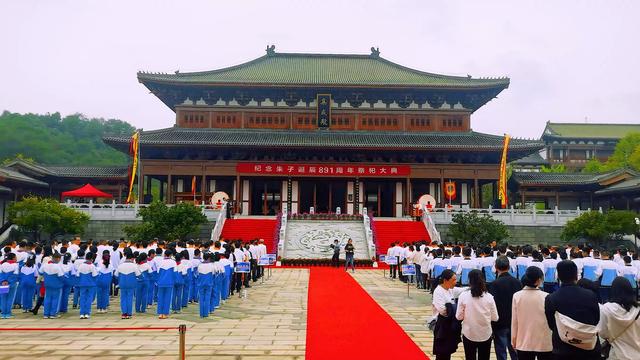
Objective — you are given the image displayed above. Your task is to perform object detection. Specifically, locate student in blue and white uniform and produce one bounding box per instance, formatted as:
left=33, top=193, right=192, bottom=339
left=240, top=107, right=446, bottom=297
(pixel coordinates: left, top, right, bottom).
left=515, top=246, right=532, bottom=280
left=179, top=250, right=192, bottom=308
left=96, top=250, right=114, bottom=313
left=58, top=253, right=74, bottom=314
left=219, top=252, right=233, bottom=301
left=72, top=248, right=87, bottom=309
left=40, top=253, right=65, bottom=319
left=156, top=249, right=177, bottom=319
left=581, top=250, right=602, bottom=282
left=478, top=247, right=496, bottom=289
left=135, top=252, right=151, bottom=313
left=0, top=253, right=20, bottom=319
left=197, top=252, right=215, bottom=318
left=189, top=249, right=202, bottom=303
left=116, top=251, right=140, bottom=319
left=76, top=252, right=98, bottom=319
left=19, top=256, right=38, bottom=313
left=600, top=251, right=623, bottom=303
left=620, top=255, right=639, bottom=289
left=211, top=253, right=225, bottom=311
left=456, top=247, right=479, bottom=287
left=171, top=252, right=188, bottom=314
left=542, top=250, right=559, bottom=293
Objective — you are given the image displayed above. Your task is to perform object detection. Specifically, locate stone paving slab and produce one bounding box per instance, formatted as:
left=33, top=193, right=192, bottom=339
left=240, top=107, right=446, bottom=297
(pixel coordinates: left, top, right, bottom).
left=0, top=269, right=308, bottom=360
left=351, top=269, right=498, bottom=360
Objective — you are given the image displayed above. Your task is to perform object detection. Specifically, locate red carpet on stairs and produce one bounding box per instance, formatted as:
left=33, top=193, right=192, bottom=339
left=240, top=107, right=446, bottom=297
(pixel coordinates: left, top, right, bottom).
left=374, top=221, right=431, bottom=255
left=306, top=268, right=429, bottom=360
left=220, top=218, right=277, bottom=252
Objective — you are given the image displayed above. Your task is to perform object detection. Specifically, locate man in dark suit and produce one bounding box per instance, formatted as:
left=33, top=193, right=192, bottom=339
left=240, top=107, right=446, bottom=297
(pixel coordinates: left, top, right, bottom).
left=544, top=260, right=601, bottom=360
left=489, top=256, right=522, bottom=360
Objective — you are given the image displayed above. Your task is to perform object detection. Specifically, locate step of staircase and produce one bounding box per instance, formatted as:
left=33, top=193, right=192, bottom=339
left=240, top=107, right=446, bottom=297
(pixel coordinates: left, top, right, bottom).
left=220, top=218, right=278, bottom=253
left=373, top=220, right=431, bottom=255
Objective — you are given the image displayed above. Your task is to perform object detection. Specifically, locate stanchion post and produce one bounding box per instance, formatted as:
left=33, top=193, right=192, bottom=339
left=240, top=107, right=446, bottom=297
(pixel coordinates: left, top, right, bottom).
left=178, top=324, right=186, bottom=360
left=261, top=265, right=264, bottom=284
left=407, top=280, right=410, bottom=298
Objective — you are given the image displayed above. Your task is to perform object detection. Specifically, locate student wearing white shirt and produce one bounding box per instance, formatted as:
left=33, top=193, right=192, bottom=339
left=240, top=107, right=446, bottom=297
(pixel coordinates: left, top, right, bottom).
left=449, top=246, right=464, bottom=275
left=419, top=249, right=433, bottom=291
left=542, top=250, right=560, bottom=293
left=456, top=269, right=499, bottom=360
left=432, top=269, right=467, bottom=359
left=581, top=252, right=602, bottom=282
left=456, top=247, right=479, bottom=287
left=515, top=246, right=533, bottom=279
left=621, top=256, right=639, bottom=289
left=386, top=243, right=398, bottom=279
left=600, top=252, right=624, bottom=302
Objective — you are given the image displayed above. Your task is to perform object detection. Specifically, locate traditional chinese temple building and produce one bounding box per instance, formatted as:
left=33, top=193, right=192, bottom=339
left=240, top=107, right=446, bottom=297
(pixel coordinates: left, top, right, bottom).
left=542, top=122, right=640, bottom=170
left=104, top=47, right=543, bottom=217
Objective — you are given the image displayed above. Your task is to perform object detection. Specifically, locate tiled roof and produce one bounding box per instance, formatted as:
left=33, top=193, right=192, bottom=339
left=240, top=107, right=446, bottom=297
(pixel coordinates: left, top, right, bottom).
left=103, top=127, right=542, bottom=151
left=45, top=166, right=129, bottom=179
left=511, top=151, right=548, bottom=166
left=512, top=168, right=638, bottom=186
left=542, top=122, right=640, bottom=139
left=138, top=51, right=510, bottom=89
left=0, top=167, right=49, bottom=187
left=595, top=176, right=640, bottom=195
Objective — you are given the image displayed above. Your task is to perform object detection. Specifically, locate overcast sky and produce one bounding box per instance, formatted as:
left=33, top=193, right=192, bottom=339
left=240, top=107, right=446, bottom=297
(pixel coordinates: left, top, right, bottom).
left=1, top=0, right=638, bottom=139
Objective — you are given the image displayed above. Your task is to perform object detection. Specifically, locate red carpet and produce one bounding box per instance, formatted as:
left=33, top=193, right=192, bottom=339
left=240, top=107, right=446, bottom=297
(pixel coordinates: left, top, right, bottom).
left=306, top=268, right=429, bottom=360
left=374, top=221, right=431, bottom=255
left=220, top=218, right=277, bottom=252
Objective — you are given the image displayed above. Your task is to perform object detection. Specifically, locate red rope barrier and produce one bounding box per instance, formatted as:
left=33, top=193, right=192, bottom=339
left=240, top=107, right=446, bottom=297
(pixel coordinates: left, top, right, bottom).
left=0, top=327, right=179, bottom=331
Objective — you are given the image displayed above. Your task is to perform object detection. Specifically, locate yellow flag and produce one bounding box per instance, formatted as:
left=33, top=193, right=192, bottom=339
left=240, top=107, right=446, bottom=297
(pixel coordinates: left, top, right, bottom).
left=498, top=134, right=510, bottom=208
left=126, top=131, right=140, bottom=204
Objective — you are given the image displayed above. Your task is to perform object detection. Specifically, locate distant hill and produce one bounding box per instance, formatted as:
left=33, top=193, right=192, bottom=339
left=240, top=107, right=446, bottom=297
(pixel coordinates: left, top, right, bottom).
left=0, top=111, right=136, bottom=166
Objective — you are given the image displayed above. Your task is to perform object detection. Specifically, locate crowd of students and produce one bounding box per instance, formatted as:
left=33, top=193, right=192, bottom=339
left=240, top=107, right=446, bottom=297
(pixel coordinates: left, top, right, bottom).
left=0, top=237, right=269, bottom=320
left=386, top=242, right=640, bottom=360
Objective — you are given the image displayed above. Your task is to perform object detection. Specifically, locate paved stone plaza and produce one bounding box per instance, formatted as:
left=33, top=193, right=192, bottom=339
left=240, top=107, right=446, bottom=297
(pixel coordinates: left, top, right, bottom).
left=0, top=269, right=489, bottom=359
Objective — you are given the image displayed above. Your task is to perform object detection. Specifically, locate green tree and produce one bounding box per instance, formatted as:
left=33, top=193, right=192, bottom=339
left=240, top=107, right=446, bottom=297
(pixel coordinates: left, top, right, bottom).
left=582, top=158, right=605, bottom=174
left=540, top=164, right=568, bottom=173
left=7, top=196, right=90, bottom=241
left=124, top=201, right=207, bottom=241
left=0, top=111, right=136, bottom=165
left=448, top=212, right=509, bottom=247
left=561, top=210, right=638, bottom=247
left=604, top=132, right=640, bottom=171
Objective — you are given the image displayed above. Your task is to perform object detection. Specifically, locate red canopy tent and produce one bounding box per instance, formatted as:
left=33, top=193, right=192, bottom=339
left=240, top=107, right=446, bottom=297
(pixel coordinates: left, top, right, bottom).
left=61, top=184, right=113, bottom=199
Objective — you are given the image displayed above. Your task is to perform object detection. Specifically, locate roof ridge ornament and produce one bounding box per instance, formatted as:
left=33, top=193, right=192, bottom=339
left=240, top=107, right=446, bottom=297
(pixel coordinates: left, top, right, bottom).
left=266, top=45, right=276, bottom=56
left=370, top=47, right=380, bottom=57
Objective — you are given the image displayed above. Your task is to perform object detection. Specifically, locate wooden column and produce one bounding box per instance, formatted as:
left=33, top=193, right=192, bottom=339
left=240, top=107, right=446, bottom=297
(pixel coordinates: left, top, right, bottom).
left=405, top=177, right=411, bottom=216
left=201, top=175, right=207, bottom=204
left=439, top=171, right=445, bottom=207
left=555, top=191, right=560, bottom=209
left=235, top=174, right=241, bottom=214
left=473, top=175, right=480, bottom=208
left=146, top=176, right=152, bottom=203
left=167, top=174, right=173, bottom=204
left=521, top=189, right=526, bottom=207
left=159, top=179, right=164, bottom=202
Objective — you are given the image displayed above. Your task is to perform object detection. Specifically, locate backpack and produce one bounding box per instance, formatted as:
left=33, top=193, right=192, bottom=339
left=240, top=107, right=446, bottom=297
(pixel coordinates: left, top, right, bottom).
left=554, top=311, right=598, bottom=350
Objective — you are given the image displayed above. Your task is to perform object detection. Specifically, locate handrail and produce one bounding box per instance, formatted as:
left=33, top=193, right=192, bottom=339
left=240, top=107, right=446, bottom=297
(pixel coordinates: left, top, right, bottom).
left=420, top=204, right=442, bottom=245
left=277, top=205, right=288, bottom=256
left=362, top=207, right=375, bottom=258
left=210, top=201, right=228, bottom=241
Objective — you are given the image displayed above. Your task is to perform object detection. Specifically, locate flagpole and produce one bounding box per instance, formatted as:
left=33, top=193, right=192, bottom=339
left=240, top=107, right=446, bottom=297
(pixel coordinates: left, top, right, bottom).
left=137, top=129, right=142, bottom=204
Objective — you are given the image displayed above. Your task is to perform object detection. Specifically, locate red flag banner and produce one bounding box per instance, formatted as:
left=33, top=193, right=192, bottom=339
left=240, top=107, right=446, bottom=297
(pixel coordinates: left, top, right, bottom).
left=444, top=181, right=456, bottom=201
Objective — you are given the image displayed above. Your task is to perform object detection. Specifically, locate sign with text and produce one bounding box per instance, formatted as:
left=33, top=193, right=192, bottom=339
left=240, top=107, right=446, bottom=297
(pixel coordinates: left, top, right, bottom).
left=385, top=256, right=398, bottom=265
left=401, top=264, right=416, bottom=276
left=379, top=255, right=386, bottom=263
left=237, top=163, right=411, bottom=177
left=317, top=94, right=331, bottom=129
left=235, top=262, right=251, bottom=273
left=258, top=255, right=271, bottom=266
left=267, top=254, right=277, bottom=265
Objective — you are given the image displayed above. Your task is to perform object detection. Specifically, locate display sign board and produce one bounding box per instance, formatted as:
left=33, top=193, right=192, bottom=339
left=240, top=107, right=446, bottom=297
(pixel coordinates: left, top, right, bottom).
left=385, top=256, right=398, bottom=265
left=267, top=254, right=277, bottom=265
left=237, top=163, right=411, bottom=177
left=379, top=255, right=386, bottom=263
left=258, top=255, right=271, bottom=266
left=317, top=94, right=331, bottom=129
left=235, top=262, right=250, bottom=273
left=401, top=264, right=416, bottom=276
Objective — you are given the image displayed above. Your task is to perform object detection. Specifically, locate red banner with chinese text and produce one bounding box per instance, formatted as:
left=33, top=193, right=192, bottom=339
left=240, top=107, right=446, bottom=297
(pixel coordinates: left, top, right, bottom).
left=236, top=163, right=411, bottom=177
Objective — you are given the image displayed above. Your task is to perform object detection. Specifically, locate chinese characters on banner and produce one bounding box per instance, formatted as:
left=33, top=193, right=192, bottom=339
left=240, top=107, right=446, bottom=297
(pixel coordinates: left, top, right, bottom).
left=317, top=94, right=331, bottom=129
left=236, top=163, right=411, bottom=177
